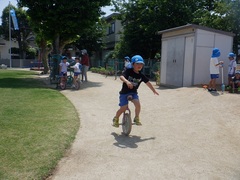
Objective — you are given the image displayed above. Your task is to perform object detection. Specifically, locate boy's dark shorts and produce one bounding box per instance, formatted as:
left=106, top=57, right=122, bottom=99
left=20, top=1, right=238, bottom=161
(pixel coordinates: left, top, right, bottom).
left=74, top=72, right=81, bottom=76
left=119, top=93, right=139, bottom=106
left=60, top=72, right=67, bottom=77
left=210, top=74, right=219, bottom=79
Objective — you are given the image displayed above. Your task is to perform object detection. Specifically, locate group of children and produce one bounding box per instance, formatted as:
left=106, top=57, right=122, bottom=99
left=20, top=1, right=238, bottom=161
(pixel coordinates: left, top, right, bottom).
left=59, top=49, right=90, bottom=87
left=208, top=48, right=240, bottom=93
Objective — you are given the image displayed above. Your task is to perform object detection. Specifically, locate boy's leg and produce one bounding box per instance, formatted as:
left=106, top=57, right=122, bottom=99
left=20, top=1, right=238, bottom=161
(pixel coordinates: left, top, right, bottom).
left=81, top=65, right=85, bottom=81
left=132, top=99, right=141, bottom=118
left=208, top=79, right=213, bottom=91
left=228, top=76, right=232, bottom=87
left=60, top=76, right=64, bottom=85
left=113, top=94, right=129, bottom=127
left=84, top=66, right=89, bottom=81
left=115, top=105, right=128, bottom=118
left=212, top=78, right=217, bottom=90
left=132, top=98, right=142, bottom=125
left=113, top=105, right=128, bottom=127
left=72, top=76, right=77, bottom=87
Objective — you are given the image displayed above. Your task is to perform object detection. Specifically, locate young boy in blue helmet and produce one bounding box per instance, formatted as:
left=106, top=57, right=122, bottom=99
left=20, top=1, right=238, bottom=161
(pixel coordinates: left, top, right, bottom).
left=112, top=55, right=159, bottom=127
left=227, top=52, right=237, bottom=88
left=208, top=48, right=223, bottom=92
left=59, top=56, right=70, bottom=86
left=123, top=56, right=132, bottom=73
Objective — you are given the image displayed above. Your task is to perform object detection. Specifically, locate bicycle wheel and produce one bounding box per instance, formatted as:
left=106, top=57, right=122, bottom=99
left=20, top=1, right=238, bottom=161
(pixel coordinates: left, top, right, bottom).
left=122, top=112, right=132, bottom=136
left=75, top=81, right=80, bottom=90
left=60, top=82, right=66, bottom=90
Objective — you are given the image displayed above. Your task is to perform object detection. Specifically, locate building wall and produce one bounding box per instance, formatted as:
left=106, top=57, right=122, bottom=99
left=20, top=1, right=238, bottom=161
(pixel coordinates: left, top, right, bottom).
left=160, top=25, right=234, bottom=87
left=103, top=19, right=122, bottom=49
left=194, top=29, right=233, bottom=85
left=101, top=13, right=123, bottom=62
left=0, top=38, right=19, bottom=59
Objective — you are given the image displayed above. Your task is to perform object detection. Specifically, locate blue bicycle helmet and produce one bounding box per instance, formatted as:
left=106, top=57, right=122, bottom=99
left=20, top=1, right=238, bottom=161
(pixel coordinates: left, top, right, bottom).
left=62, top=56, right=67, bottom=60
left=131, top=55, right=145, bottom=64
left=211, top=48, right=221, bottom=58
left=228, top=52, right=235, bottom=58
left=124, top=56, right=130, bottom=61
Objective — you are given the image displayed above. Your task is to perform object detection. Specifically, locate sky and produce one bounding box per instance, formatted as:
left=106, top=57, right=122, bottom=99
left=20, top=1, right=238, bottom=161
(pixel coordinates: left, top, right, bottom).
left=0, top=0, right=113, bottom=24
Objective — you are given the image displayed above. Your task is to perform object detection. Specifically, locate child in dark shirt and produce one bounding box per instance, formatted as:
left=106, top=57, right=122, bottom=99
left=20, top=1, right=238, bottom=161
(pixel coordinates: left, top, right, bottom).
left=112, top=55, right=159, bottom=127
left=231, top=71, right=240, bottom=93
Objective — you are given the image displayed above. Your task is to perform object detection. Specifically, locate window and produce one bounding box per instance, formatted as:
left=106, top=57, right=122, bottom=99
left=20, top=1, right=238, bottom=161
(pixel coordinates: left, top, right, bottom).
left=108, top=22, right=115, bottom=34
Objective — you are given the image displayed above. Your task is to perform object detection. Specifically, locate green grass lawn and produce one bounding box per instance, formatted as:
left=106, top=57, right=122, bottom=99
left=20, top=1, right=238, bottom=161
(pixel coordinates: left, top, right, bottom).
left=0, top=69, right=80, bottom=180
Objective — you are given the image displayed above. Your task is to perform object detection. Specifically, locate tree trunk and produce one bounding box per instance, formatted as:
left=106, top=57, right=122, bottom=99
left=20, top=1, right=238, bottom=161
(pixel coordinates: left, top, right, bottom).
left=52, top=34, right=60, bottom=54
left=41, top=48, right=49, bottom=74
left=39, top=39, right=52, bottom=74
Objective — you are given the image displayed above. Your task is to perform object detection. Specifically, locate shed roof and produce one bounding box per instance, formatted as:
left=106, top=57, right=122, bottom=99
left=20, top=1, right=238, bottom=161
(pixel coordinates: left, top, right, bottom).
left=157, top=24, right=235, bottom=37
left=102, top=13, right=120, bottom=21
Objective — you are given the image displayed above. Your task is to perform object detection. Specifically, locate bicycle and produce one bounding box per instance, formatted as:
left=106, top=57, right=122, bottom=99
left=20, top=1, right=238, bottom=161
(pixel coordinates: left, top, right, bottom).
left=119, top=95, right=135, bottom=136
left=59, top=69, right=80, bottom=90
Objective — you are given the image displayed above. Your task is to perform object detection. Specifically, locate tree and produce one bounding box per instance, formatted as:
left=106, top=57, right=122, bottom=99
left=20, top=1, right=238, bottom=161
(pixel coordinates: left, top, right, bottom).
left=17, top=0, right=111, bottom=73
left=112, top=0, right=200, bottom=59
left=192, top=0, right=240, bottom=55
left=1, top=5, right=32, bottom=59
left=112, top=0, right=240, bottom=59
left=72, top=18, right=108, bottom=57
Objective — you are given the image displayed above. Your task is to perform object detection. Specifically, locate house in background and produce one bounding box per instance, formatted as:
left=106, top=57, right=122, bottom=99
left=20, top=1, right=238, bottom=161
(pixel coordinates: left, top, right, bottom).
left=158, top=24, right=235, bottom=87
left=101, top=13, right=122, bottom=60
left=0, top=36, right=18, bottom=60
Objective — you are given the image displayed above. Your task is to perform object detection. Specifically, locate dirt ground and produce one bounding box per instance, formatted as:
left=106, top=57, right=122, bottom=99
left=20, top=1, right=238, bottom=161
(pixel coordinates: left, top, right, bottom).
left=43, top=72, right=240, bottom=180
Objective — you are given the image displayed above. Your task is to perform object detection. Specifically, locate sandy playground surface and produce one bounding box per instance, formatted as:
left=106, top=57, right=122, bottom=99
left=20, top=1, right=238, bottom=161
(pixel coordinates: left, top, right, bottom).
left=41, top=72, right=240, bottom=180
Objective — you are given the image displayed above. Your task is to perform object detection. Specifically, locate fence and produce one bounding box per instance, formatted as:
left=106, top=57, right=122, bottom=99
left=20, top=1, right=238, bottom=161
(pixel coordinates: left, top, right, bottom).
left=0, top=59, right=42, bottom=68
left=94, top=59, right=160, bottom=79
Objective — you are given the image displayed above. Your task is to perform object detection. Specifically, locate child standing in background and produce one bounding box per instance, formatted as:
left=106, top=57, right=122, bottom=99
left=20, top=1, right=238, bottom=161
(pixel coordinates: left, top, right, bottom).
left=71, top=57, right=82, bottom=88
left=208, top=48, right=223, bottom=92
left=227, top=52, right=237, bottom=88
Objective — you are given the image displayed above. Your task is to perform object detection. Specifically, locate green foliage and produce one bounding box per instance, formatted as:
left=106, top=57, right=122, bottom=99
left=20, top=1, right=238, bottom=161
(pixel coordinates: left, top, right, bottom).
left=154, top=53, right=161, bottom=60
left=17, top=0, right=111, bottom=54
left=91, top=66, right=114, bottom=75
left=1, top=5, right=32, bottom=59
left=73, top=18, right=108, bottom=56
left=112, top=0, right=240, bottom=58
left=26, top=47, right=37, bottom=59
left=112, top=0, right=201, bottom=59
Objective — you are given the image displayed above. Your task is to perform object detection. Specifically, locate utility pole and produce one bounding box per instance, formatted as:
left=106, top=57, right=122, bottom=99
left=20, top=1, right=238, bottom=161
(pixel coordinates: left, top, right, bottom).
left=9, top=1, right=12, bottom=68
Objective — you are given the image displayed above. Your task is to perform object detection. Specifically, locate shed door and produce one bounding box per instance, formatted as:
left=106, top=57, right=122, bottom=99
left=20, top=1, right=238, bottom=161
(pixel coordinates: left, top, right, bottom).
left=166, top=37, right=185, bottom=86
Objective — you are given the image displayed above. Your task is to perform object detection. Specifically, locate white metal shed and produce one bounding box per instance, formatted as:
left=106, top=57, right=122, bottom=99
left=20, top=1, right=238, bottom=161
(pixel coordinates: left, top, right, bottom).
left=157, top=24, right=235, bottom=87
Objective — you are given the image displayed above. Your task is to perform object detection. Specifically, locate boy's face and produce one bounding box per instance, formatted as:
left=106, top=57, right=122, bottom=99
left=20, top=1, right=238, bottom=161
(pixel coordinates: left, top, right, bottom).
left=229, top=57, right=234, bottom=60
left=236, top=74, right=240, bottom=79
left=133, top=63, right=144, bottom=71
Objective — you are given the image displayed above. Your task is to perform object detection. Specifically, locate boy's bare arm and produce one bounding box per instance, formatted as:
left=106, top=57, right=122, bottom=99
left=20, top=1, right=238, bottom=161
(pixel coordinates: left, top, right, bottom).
left=120, top=75, right=133, bottom=89
left=146, top=82, right=159, bottom=95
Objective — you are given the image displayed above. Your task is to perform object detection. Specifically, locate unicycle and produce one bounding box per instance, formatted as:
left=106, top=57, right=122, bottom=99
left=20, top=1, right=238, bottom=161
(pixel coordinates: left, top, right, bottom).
left=121, top=108, right=132, bottom=136
left=120, top=95, right=134, bottom=136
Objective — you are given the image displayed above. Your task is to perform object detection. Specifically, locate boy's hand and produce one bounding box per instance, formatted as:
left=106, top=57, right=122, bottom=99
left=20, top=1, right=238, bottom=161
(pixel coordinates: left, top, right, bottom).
left=126, top=81, right=133, bottom=89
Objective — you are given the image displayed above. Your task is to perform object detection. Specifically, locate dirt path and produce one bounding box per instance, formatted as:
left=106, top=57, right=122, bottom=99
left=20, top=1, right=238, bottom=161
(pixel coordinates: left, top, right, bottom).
left=47, top=72, right=240, bottom=180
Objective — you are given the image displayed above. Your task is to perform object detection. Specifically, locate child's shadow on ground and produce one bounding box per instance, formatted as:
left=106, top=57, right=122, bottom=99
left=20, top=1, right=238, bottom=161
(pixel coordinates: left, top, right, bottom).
left=111, top=132, right=155, bottom=149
